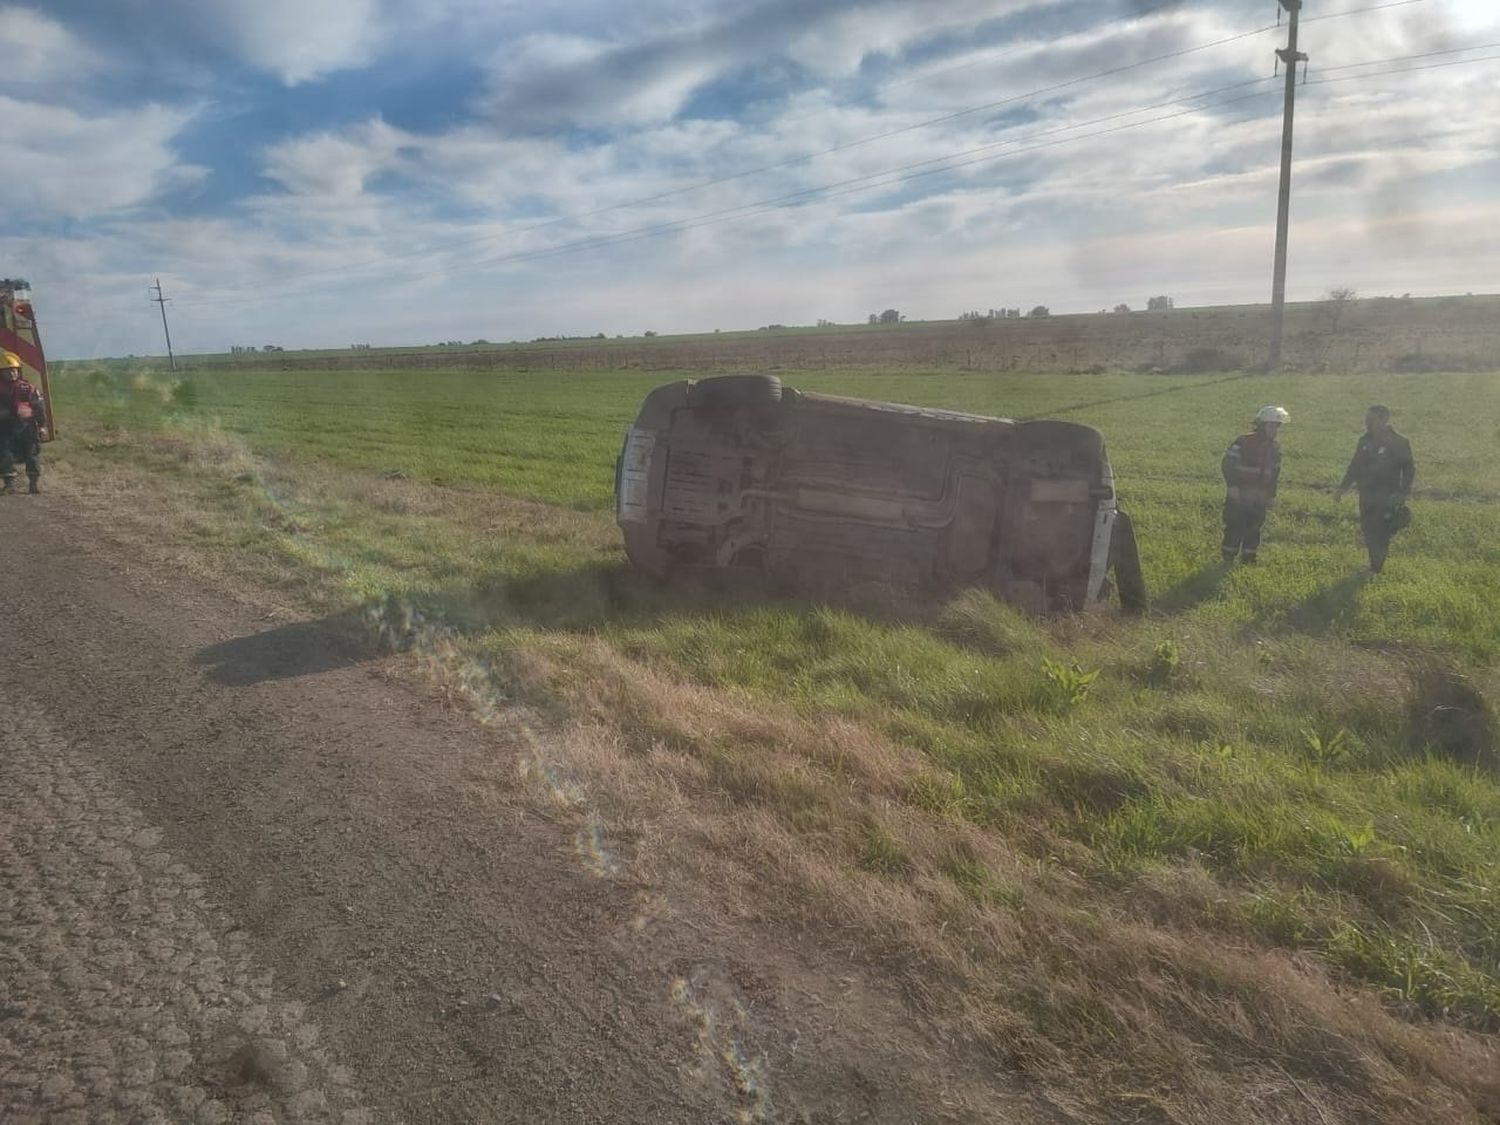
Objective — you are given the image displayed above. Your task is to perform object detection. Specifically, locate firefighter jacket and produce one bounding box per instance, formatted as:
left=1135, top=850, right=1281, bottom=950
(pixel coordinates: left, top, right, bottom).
left=1339, top=429, right=1415, bottom=502
left=1221, top=429, right=1281, bottom=504
left=0, top=377, right=46, bottom=433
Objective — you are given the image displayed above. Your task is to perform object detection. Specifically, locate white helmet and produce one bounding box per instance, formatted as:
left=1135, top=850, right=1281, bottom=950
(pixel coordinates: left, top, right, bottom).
left=1255, top=405, right=1289, bottom=425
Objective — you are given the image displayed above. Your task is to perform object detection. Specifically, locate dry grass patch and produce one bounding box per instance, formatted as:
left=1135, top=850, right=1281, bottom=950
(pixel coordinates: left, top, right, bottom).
left=414, top=628, right=1500, bottom=1123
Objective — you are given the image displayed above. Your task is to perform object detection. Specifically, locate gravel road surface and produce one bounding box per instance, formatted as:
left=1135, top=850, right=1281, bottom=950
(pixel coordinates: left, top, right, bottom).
left=0, top=492, right=1040, bottom=1124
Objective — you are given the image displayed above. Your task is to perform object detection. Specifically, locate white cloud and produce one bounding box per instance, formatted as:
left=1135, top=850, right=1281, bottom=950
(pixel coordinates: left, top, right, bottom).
left=782, top=0, right=1031, bottom=76
left=0, top=96, right=205, bottom=219
left=145, top=0, right=384, bottom=85
left=483, top=0, right=1038, bottom=129
left=1438, top=0, right=1500, bottom=35
left=133, top=0, right=702, bottom=87
left=262, top=119, right=410, bottom=198
left=17, top=0, right=1500, bottom=359
left=0, top=6, right=106, bottom=84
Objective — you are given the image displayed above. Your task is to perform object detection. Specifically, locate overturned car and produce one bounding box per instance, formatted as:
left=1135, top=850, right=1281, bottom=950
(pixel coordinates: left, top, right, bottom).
left=616, top=375, right=1145, bottom=614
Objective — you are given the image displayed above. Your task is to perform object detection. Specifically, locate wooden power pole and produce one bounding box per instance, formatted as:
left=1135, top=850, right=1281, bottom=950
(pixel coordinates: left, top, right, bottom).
left=150, top=278, right=177, bottom=373
left=1267, top=0, right=1309, bottom=370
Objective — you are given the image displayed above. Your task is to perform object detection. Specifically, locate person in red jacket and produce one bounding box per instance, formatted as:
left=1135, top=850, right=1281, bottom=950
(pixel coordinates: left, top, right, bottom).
left=1220, top=405, right=1288, bottom=564
left=0, top=351, right=48, bottom=495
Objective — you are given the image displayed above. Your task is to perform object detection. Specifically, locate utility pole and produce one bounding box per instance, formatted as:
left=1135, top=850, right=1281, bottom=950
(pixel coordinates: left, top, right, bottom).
left=1267, top=0, right=1309, bottom=370
left=150, top=278, right=177, bottom=373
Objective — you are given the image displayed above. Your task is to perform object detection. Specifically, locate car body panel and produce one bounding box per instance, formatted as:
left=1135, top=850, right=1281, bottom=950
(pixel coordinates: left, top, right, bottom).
left=617, top=377, right=1130, bottom=613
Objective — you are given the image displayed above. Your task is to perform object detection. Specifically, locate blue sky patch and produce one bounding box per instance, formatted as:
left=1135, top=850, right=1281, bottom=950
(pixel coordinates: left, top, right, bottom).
left=4, top=0, right=1498, bottom=356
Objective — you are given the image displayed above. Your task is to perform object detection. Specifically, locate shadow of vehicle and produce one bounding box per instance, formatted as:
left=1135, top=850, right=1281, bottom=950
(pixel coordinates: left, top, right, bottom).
left=193, top=563, right=800, bottom=688
left=369, top=560, right=851, bottom=642
left=196, top=550, right=1076, bottom=688
left=1152, top=561, right=1233, bottom=616
left=1283, top=571, right=1372, bottom=637
left=194, top=608, right=383, bottom=686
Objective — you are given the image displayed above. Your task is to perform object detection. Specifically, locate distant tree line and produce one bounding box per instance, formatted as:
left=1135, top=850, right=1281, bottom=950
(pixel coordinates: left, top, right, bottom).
left=953, top=306, right=1060, bottom=322
left=958, top=308, right=1024, bottom=321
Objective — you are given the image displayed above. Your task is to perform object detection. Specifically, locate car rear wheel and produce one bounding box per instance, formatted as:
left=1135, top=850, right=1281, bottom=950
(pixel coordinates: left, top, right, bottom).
left=1015, top=419, right=1106, bottom=473
left=688, top=374, right=783, bottom=410
left=1111, top=510, right=1148, bottom=614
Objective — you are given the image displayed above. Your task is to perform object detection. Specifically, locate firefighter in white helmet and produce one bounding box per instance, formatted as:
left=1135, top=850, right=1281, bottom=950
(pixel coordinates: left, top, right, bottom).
left=1219, top=405, right=1288, bottom=564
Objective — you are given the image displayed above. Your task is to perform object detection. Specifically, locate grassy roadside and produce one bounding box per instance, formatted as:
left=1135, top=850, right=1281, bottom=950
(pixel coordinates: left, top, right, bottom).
left=41, top=366, right=1500, bottom=1122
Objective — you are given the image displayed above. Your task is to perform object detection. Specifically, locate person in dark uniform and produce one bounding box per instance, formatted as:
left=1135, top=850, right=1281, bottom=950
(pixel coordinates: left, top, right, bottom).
left=1220, top=405, right=1288, bottom=564
left=0, top=351, right=47, bottom=495
left=1334, top=404, right=1414, bottom=574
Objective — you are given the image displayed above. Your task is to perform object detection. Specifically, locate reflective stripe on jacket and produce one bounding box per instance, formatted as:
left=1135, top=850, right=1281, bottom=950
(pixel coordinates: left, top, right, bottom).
left=1222, top=430, right=1281, bottom=501
left=0, top=378, right=45, bottom=431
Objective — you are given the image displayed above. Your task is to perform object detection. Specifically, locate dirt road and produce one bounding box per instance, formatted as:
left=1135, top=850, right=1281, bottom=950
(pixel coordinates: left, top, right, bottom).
left=0, top=496, right=1037, bottom=1123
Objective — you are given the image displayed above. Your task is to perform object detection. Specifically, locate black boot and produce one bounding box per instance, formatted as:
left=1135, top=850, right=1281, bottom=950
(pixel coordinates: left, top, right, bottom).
left=0, top=477, right=15, bottom=496
left=27, top=478, right=40, bottom=495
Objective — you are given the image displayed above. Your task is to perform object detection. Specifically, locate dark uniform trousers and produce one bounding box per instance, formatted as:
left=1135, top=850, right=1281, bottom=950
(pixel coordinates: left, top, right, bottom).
left=1222, top=498, right=1268, bottom=560
left=0, top=423, right=42, bottom=486
left=1358, top=495, right=1407, bottom=574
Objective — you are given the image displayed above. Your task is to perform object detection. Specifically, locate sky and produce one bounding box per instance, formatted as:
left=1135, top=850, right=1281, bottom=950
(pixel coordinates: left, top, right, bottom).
left=3, top=0, right=1499, bottom=359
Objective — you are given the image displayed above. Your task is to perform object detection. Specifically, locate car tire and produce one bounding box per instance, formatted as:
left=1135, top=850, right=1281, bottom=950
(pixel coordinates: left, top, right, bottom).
left=688, top=374, right=783, bottom=410
left=1111, top=510, right=1148, bottom=614
left=1015, top=419, right=1106, bottom=462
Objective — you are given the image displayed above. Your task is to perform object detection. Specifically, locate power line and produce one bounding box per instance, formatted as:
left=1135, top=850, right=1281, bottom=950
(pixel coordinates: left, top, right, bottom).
left=1305, top=50, right=1500, bottom=85
left=186, top=19, right=1279, bottom=300
left=49, top=79, right=1259, bottom=326
left=171, top=43, right=1500, bottom=318
left=1313, top=38, right=1500, bottom=75
left=1302, top=0, right=1426, bottom=24
left=174, top=6, right=1420, bottom=302
left=67, top=39, right=1495, bottom=328
left=173, top=84, right=1287, bottom=308
left=397, top=52, right=1500, bottom=289
left=71, top=47, right=1500, bottom=330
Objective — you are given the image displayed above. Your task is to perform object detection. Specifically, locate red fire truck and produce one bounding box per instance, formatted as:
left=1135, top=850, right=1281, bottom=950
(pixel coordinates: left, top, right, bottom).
left=1, top=279, right=55, bottom=443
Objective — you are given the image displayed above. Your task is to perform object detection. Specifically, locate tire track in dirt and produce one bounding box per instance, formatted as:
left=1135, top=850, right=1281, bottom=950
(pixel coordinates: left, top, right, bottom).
left=0, top=693, right=367, bottom=1124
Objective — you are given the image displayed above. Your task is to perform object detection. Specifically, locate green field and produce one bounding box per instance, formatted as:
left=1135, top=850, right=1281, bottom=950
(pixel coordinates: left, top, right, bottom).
left=63, top=365, right=1500, bottom=654
left=49, top=364, right=1500, bottom=1119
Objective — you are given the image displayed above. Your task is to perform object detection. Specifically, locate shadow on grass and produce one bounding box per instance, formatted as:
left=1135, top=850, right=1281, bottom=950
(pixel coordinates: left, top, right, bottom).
left=420, top=562, right=795, bottom=634
left=193, top=562, right=807, bottom=685
left=194, top=608, right=382, bottom=686
left=1153, top=561, right=1233, bottom=616
left=1284, top=571, right=1372, bottom=636
left=195, top=556, right=1109, bottom=686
